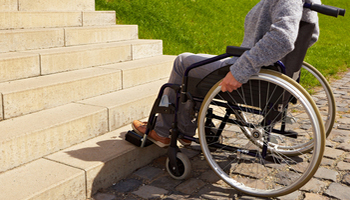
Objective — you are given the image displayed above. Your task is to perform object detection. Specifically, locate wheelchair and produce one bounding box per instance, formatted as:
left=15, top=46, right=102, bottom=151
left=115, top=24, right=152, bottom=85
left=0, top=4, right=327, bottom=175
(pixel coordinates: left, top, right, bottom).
left=126, top=3, right=344, bottom=198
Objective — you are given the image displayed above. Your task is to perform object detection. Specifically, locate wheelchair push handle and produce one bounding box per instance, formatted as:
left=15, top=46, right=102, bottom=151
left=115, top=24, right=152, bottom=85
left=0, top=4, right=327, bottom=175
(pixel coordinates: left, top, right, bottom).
left=304, top=3, right=346, bottom=17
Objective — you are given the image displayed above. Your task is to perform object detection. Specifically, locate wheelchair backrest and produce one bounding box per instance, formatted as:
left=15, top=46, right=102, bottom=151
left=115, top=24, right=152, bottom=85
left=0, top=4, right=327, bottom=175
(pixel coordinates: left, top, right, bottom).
left=281, top=21, right=316, bottom=80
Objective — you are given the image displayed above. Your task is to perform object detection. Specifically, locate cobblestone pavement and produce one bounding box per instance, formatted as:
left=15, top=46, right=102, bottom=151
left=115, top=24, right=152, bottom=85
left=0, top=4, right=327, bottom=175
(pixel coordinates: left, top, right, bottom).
left=92, top=71, right=350, bottom=200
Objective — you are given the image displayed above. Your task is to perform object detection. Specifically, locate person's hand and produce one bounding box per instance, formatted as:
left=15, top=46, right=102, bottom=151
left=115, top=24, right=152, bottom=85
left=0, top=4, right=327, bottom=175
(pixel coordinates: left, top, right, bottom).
left=219, top=72, right=242, bottom=92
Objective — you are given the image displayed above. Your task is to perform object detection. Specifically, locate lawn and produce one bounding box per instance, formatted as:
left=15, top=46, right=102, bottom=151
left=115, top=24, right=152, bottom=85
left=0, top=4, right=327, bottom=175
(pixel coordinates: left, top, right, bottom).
left=96, top=0, right=349, bottom=86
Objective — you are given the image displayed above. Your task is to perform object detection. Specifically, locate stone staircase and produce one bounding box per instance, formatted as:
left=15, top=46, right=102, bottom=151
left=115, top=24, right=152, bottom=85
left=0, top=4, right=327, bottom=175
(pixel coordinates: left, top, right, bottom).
left=0, top=0, right=172, bottom=199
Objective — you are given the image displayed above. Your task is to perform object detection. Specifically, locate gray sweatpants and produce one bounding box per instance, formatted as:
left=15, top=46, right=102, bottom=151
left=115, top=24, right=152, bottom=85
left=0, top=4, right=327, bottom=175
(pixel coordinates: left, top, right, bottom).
left=154, top=53, right=231, bottom=138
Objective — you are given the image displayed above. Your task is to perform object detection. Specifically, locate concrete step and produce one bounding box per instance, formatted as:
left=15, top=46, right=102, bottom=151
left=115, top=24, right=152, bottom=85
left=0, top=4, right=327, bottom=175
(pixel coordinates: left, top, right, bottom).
left=0, top=52, right=40, bottom=83
left=0, top=11, right=116, bottom=30
left=99, top=54, right=174, bottom=89
left=0, top=125, right=166, bottom=200
left=79, top=78, right=172, bottom=131
left=0, top=42, right=168, bottom=83
left=0, top=55, right=172, bottom=120
left=0, top=12, right=82, bottom=29
left=0, top=24, right=139, bottom=53
left=0, top=66, right=122, bottom=119
left=0, top=28, right=64, bottom=53
left=82, top=11, right=116, bottom=26
left=65, top=25, right=138, bottom=46
left=18, top=0, right=95, bottom=11
left=0, top=158, right=86, bottom=200
left=26, top=39, right=163, bottom=75
left=0, top=30, right=151, bottom=80
left=0, top=79, right=167, bottom=176
left=46, top=126, right=167, bottom=197
left=0, top=102, right=109, bottom=172
left=0, top=0, right=17, bottom=11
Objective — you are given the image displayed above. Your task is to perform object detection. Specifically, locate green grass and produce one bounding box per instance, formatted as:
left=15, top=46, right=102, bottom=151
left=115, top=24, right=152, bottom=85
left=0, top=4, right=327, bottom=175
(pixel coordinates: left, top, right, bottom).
left=96, top=0, right=349, bottom=87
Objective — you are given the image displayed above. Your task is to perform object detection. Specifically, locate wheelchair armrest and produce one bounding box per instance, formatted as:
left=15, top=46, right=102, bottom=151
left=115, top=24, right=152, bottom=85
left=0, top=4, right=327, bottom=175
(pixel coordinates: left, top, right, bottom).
left=226, top=46, right=250, bottom=56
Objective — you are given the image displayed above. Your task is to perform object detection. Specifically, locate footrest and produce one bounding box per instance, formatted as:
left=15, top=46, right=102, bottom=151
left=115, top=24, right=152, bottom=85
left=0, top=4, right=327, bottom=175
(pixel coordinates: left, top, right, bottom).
left=125, top=130, right=153, bottom=147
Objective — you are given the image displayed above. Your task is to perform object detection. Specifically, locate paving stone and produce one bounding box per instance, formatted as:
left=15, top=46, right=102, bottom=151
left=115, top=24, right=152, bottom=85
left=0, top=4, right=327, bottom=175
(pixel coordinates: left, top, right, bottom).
left=342, top=173, right=350, bottom=185
left=132, top=185, right=168, bottom=199
left=343, top=137, right=350, bottom=144
left=341, top=114, right=350, bottom=118
left=337, top=143, right=350, bottom=152
left=332, top=134, right=350, bottom=144
left=215, top=180, right=231, bottom=189
left=163, top=193, right=190, bottom=200
left=321, top=157, right=334, bottom=166
left=180, top=148, right=200, bottom=159
left=238, top=194, right=267, bottom=199
left=324, top=183, right=350, bottom=200
left=199, top=170, right=221, bottom=183
left=337, top=107, right=350, bottom=112
left=111, top=179, right=143, bottom=193
left=277, top=190, right=302, bottom=200
left=325, top=140, right=335, bottom=148
left=323, top=147, right=344, bottom=159
left=342, top=96, right=350, bottom=100
left=316, top=100, right=328, bottom=106
left=188, top=143, right=202, bottom=151
left=304, top=193, right=329, bottom=200
left=150, top=176, right=182, bottom=191
left=337, top=161, right=350, bottom=171
left=336, top=103, right=348, bottom=107
left=339, top=83, right=350, bottom=87
left=329, top=130, right=350, bottom=142
left=330, top=136, right=345, bottom=143
left=314, top=167, right=339, bottom=182
left=195, top=184, right=238, bottom=199
left=175, top=178, right=206, bottom=195
left=133, top=166, right=165, bottom=181
left=338, top=124, right=350, bottom=130
left=151, top=156, right=168, bottom=169
left=334, top=93, right=342, bottom=98
left=301, top=124, right=312, bottom=130
left=300, top=178, right=327, bottom=193
left=344, top=154, right=350, bottom=162
left=333, top=90, right=347, bottom=95
left=93, top=193, right=116, bottom=200
left=114, top=195, right=133, bottom=200
left=191, top=157, right=211, bottom=170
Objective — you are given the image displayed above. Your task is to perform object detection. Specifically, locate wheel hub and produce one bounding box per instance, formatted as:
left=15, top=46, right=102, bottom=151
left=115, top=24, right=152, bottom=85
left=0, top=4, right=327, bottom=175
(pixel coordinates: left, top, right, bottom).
left=252, top=128, right=263, bottom=139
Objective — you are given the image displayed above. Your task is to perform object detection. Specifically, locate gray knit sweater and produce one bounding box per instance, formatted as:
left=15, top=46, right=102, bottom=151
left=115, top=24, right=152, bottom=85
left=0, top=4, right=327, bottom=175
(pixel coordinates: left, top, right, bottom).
left=227, top=0, right=321, bottom=84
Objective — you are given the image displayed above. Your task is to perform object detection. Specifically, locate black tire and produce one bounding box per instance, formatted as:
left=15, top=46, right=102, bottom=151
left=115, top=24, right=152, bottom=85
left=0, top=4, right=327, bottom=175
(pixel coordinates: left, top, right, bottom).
left=301, top=61, right=336, bottom=137
left=165, top=152, right=191, bottom=180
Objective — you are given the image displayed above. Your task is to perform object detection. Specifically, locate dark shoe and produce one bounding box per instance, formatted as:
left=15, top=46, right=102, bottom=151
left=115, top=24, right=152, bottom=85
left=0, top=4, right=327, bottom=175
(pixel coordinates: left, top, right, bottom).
left=131, top=120, right=170, bottom=148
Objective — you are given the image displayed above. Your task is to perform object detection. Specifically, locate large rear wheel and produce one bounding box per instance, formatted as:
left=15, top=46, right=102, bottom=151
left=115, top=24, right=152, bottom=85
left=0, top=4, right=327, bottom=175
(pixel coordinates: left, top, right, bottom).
left=197, top=69, right=325, bottom=197
left=301, top=61, right=336, bottom=137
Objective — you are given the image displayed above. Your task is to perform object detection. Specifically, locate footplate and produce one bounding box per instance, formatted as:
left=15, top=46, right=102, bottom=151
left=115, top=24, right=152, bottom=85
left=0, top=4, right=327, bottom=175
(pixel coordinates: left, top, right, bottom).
left=125, top=130, right=153, bottom=147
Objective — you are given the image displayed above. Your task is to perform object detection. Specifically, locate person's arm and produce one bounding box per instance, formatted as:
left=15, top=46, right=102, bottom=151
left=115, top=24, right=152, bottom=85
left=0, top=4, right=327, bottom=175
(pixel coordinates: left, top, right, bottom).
left=221, top=0, right=304, bottom=92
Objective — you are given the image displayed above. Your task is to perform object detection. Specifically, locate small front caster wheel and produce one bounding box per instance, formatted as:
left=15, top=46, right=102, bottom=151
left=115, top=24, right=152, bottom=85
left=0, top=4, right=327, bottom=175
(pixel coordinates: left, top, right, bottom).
left=165, top=152, right=191, bottom=180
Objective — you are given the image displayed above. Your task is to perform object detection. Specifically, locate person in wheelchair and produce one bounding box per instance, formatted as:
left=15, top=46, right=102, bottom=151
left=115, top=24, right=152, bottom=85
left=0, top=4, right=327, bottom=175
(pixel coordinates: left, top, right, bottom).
left=132, top=0, right=321, bottom=148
